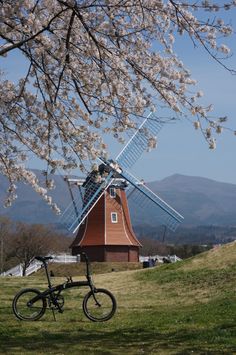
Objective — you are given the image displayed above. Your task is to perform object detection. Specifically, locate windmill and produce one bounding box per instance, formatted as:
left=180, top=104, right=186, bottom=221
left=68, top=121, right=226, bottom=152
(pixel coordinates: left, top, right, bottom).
left=61, top=114, right=184, bottom=262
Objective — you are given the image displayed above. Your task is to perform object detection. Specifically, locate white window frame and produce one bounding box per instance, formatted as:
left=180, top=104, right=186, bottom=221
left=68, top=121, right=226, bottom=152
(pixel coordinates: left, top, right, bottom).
left=109, top=187, right=116, bottom=198
left=111, top=212, right=118, bottom=223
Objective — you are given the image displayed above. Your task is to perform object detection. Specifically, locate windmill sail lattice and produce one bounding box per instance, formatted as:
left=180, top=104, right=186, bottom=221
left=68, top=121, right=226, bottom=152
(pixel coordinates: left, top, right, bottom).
left=120, top=170, right=183, bottom=231
left=116, top=113, right=163, bottom=169
left=61, top=114, right=184, bottom=234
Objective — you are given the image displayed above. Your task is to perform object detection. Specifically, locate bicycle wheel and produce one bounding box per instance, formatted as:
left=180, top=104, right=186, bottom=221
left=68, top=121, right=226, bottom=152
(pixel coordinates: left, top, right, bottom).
left=83, top=288, right=116, bottom=322
left=12, top=288, right=47, bottom=321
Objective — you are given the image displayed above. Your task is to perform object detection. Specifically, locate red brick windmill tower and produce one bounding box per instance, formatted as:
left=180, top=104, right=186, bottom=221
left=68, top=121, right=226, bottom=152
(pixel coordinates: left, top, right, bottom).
left=62, top=114, right=184, bottom=262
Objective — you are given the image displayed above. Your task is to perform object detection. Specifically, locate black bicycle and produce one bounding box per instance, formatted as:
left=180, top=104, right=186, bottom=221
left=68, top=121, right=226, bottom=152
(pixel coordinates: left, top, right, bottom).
left=12, top=253, right=116, bottom=322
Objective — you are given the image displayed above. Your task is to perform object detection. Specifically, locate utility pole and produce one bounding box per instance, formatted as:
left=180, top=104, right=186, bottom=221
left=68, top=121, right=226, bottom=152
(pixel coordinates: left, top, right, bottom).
left=162, top=225, right=167, bottom=243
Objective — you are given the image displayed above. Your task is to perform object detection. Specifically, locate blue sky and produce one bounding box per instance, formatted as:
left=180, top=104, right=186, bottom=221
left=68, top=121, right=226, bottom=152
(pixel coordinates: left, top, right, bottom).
left=1, top=7, right=236, bottom=185
left=135, top=50, right=236, bottom=184
left=106, top=13, right=236, bottom=185
left=127, top=8, right=236, bottom=185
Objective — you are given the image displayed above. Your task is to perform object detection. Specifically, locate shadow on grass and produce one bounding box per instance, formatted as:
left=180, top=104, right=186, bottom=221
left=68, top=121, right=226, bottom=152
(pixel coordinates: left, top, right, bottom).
left=1, top=321, right=236, bottom=354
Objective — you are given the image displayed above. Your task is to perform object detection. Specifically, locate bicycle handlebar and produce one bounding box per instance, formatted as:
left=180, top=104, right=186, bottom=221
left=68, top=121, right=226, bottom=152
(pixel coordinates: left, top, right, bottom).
left=35, top=256, right=53, bottom=263
left=34, top=253, right=91, bottom=277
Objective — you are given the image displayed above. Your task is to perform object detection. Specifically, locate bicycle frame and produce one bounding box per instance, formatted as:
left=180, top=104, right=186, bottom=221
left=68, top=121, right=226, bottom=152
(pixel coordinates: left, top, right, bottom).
left=30, top=253, right=98, bottom=310
left=28, top=280, right=88, bottom=307
left=13, top=252, right=117, bottom=322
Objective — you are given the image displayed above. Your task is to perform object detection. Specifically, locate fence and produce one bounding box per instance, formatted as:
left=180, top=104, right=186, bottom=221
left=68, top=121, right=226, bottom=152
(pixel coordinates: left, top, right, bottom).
left=0, top=253, right=80, bottom=277
left=1, top=253, right=181, bottom=277
left=51, top=254, right=79, bottom=263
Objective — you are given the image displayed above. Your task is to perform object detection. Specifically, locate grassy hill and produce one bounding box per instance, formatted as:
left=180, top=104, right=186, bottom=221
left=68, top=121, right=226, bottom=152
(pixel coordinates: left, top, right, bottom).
left=0, top=242, right=236, bottom=354
left=35, top=261, right=142, bottom=277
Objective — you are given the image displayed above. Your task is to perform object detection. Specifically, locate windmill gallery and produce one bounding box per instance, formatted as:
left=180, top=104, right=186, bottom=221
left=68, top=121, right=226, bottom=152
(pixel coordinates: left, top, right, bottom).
left=62, top=116, right=184, bottom=262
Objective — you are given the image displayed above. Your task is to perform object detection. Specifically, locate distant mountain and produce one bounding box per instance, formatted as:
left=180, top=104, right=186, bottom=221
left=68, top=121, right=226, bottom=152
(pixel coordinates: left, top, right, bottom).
left=146, top=174, right=236, bottom=226
left=0, top=171, right=236, bottom=228
left=0, top=170, right=72, bottom=226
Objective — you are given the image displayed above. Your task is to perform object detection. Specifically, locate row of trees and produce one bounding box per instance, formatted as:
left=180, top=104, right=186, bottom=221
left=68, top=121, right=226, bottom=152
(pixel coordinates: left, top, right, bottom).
left=0, top=216, right=72, bottom=275
left=135, top=224, right=236, bottom=245
left=0, top=214, right=211, bottom=274
left=139, top=236, right=211, bottom=259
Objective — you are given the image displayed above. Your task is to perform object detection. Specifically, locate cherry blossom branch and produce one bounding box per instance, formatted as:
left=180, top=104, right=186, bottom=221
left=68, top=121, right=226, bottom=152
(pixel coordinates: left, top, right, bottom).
left=0, top=9, right=68, bottom=56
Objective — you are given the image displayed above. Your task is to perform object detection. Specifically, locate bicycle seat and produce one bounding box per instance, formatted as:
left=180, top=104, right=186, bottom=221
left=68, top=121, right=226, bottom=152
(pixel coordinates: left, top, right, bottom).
left=35, top=256, right=53, bottom=262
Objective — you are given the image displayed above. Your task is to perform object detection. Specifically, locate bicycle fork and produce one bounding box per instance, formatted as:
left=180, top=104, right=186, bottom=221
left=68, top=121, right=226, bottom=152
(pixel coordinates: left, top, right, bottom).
left=91, top=288, right=102, bottom=307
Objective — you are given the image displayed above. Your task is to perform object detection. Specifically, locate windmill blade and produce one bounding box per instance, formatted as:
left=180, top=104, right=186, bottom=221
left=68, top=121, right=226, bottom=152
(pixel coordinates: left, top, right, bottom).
left=116, top=113, right=163, bottom=170
left=119, top=170, right=184, bottom=231
left=61, top=171, right=114, bottom=233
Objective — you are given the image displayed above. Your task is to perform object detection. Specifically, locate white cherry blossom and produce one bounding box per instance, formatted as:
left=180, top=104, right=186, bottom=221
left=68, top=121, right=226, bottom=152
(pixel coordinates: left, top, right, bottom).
left=0, top=0, right=235, bottom=208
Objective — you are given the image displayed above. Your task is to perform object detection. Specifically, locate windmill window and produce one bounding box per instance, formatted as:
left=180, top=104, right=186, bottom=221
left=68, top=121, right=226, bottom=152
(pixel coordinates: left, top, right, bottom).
left=111, top=212, right=118, bottom=223
left=109, top=188, right=116, bottom=198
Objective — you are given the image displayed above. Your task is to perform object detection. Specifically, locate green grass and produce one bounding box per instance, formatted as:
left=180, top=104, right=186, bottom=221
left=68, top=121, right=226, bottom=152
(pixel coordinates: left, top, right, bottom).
left=1, top=243, right=236, bottom=354
left=35, top=261, right=142, bottom=277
